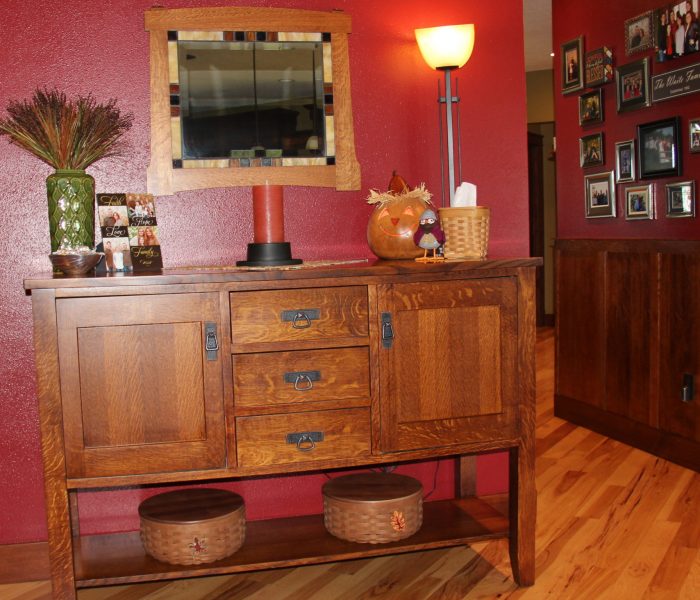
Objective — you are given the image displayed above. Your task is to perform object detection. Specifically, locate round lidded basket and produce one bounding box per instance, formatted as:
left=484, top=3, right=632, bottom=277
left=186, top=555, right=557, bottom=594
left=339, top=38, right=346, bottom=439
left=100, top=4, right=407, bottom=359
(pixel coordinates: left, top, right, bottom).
left=322, top=472, right=423, bottom=544
left=438, top=206, right=490, bottom=259
left=139, top=488, right=245, bottom=565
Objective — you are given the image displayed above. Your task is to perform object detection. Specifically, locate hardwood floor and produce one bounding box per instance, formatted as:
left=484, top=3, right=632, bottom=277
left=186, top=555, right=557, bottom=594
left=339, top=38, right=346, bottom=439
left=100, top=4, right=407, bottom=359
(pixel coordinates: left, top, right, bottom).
left=3, top=328, right=700, bottom=599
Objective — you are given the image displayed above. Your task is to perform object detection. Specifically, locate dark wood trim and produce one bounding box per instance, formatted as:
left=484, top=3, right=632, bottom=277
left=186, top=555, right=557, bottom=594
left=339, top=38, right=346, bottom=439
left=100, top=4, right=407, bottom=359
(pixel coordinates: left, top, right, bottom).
left=555, top=394, right=700, bottom=472
left=0, top=542, right=50, bottom=584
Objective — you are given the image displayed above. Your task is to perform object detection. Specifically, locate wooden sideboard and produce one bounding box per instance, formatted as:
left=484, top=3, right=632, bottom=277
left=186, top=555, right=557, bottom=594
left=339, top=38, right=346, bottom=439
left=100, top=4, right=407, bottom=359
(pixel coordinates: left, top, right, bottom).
left=555, top=239, right=700, bottom=472
left=25, top=259, right=538, bottom=599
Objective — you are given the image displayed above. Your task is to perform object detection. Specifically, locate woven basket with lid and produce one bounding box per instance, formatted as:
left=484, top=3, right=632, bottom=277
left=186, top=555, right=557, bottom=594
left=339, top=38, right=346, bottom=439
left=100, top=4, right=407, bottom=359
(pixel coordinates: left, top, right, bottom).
left=139, top=488, right=245, bottom=565
left=322, top=472, right=423, bottom=544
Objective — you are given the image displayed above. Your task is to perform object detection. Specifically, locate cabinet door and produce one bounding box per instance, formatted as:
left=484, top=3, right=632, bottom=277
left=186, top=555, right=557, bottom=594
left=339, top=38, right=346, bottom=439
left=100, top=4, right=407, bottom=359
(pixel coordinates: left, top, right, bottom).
left=56, top=293, right=226, bottom=478
left=377, top=278, right=519, bottom=452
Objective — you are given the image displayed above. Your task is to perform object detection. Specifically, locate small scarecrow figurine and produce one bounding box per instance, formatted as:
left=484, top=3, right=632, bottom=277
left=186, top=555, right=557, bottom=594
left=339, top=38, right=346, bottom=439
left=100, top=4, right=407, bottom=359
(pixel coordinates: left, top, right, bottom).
left=413, top=208, right=445, bottom=262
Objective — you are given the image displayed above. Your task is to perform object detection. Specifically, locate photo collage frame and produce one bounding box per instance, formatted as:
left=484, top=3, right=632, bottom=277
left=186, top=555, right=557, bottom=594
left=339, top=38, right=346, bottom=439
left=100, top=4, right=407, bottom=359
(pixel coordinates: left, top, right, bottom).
left=97, top=193, right=163, bottom=271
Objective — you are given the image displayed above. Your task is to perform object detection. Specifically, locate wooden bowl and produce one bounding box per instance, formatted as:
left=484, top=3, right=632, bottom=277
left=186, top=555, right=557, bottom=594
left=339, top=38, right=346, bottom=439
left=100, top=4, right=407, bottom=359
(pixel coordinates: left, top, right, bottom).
left=49, top=252, right=103, bottom=276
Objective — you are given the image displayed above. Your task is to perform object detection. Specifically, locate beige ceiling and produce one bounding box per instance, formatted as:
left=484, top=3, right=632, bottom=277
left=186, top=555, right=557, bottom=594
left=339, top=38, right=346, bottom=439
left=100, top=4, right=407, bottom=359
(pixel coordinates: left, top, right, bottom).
left=523, top=0, right=553, bottom=72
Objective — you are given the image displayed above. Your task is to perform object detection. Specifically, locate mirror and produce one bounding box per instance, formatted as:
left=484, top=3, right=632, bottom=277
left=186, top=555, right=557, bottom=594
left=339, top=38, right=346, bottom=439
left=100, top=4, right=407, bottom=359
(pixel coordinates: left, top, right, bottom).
left=178, top=40, right=326, bottom=160
left=145, top=7, right=361, bottom=195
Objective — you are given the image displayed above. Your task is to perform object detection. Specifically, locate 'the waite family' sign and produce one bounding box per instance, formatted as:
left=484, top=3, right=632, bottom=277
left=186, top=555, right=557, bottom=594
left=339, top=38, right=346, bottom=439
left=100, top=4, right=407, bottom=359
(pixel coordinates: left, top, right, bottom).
left=652, top=62, right=700, bottom=103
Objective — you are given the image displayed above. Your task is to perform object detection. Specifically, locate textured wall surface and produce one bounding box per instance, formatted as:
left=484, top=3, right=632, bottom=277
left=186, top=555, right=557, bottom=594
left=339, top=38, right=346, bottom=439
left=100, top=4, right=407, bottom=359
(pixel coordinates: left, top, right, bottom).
left=0, top=0, right=528, bottom=543
left=554, top=0, right=700, bottom=238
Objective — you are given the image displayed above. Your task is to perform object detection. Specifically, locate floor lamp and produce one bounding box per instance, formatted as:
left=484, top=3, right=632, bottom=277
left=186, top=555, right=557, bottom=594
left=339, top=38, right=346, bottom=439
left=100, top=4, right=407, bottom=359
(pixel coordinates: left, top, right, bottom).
left=415, top=24, right=475, bottom=207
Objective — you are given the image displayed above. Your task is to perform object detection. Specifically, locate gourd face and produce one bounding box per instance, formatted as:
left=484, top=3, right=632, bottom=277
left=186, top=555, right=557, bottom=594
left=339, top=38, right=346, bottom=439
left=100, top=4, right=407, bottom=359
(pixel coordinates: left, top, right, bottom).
left=367, top=196, right=426, bottom=259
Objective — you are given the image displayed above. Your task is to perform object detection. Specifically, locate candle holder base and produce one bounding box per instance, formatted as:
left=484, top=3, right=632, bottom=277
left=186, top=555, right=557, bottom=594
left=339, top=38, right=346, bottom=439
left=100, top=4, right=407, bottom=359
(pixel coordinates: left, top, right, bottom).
left=236, top=242, right=303, bottom=267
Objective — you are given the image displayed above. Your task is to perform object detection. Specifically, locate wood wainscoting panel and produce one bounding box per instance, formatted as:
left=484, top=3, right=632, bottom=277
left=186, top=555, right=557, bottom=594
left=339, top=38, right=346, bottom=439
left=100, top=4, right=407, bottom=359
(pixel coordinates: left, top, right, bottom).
left=555, top=239, right=700, bottom=471
left=555, top=243, right=606, bottom=409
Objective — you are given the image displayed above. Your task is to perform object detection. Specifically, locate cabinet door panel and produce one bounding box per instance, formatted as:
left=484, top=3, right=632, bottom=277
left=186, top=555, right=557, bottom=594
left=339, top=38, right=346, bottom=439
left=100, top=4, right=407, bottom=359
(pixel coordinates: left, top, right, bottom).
left=378, top=278, right=518, bottom=452
left=57, top=293, right=226, bottom=478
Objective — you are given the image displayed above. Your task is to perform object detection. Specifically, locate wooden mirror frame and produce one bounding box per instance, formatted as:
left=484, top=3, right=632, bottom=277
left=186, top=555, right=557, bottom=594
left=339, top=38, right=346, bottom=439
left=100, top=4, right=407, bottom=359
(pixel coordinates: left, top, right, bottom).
left=145, top=6, right=361, bottom=196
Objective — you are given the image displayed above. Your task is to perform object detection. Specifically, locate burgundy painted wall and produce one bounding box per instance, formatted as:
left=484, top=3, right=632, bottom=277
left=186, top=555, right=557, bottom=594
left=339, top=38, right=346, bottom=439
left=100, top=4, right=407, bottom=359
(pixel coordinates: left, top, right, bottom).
left=0, top=0, right=528, bottom=543
left=554, top=0, right=700, bottom=238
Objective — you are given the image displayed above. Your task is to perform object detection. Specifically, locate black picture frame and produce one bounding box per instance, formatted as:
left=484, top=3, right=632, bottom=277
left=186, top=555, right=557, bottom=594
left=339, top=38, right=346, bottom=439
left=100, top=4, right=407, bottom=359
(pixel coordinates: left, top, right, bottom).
left=579, top=89, right=604, bottom=125
left=615, top=140, right=636, bottom=182
left=615, top=58, right=651, bottom=112
left=584, top=171, right=616, bottom=218
left=665, top=180, right=696, bottom=217
left=562, top=36, right=584, bottom=95
left=580, top=133, right=604, bottom=167
left=625, top=11, right=655, bottom=56
left=638, top=117, right=682, bottom=179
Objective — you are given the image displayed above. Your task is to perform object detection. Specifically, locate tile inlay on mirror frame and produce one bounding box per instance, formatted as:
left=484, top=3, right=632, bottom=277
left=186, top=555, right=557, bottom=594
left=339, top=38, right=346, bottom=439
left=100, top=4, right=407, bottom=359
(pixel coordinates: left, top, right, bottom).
left=168, top=30, right=335, bottom=170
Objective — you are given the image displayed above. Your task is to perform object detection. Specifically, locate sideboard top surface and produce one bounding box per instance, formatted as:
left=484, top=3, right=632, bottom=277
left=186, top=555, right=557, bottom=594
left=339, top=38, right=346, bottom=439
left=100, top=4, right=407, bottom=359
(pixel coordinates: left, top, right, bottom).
left=24, top=258, right=541, bottom=291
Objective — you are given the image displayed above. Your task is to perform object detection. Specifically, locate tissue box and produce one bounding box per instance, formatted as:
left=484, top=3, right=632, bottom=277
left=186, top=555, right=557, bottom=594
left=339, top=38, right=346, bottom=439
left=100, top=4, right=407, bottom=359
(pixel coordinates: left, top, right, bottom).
left=438, top=206, right=490, bottom=259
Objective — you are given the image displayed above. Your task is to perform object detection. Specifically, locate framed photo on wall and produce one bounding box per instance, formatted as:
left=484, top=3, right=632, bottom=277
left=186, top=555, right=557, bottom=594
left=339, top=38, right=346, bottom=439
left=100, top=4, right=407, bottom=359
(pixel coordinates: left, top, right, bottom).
left=638, top=117, right=681, bottom=178
left=562, top=36, right=584, bottom=94
left=615, top=58, right=651, bottom=112
left=615, top=140, right=636, bottom=182
left=656, top=2, right=700, bottom=62
left=579, top=89, right=604, bottom=125
left=690, top=118, right=700, bottom=153
left=585, top=46, right=613, bottom=86
left=580, top=133, right=604, bottom=167
left=624, top=11, right=655, bottom=55
left=584, top=171, right=616, bottom=218
left=624, top=184, right=654, bottom=219
left=665, top=180, right=696, bottom=217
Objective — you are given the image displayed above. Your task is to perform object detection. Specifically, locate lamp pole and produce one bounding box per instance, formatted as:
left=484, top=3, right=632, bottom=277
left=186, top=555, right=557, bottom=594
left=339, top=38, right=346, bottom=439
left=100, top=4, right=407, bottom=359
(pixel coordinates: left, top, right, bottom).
left=439, top=67, right=459, bottom=207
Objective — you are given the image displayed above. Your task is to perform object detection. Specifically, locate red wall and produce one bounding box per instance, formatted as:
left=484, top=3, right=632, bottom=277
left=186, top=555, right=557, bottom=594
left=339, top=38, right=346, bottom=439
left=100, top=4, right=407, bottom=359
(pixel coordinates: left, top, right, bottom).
left=0, top=0, right=528, bottom=543
left=554, top=0, right=700, bottom=238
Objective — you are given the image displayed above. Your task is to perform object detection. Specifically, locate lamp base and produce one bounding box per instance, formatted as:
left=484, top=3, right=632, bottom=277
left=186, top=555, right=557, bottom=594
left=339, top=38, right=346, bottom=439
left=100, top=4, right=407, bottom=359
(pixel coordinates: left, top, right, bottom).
left=236, top=242, right=303, bottom=267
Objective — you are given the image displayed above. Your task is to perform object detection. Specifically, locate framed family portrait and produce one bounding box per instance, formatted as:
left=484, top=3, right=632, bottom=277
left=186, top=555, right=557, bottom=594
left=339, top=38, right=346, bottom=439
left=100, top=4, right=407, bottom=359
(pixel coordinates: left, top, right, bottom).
left=584, top=171, right=616, bottom=218
left=690, top=118, right=700, bottom=153
left=615, top=140, right=636, bottom=182
left=638, top=117, right=681, bottom=178
left=624, top=184, right=654, bottom=220
left=562, top=36, right=584, bottom=94
left=585, top=46, right=613, bottom=86
left=580, top=133, right=604, bottom=167
left=579, top=89, right=604, bottom=125
left=615, top=58, right=651, bottom=112
left=656, top=2, right=700, bottom=62
left=625, top=11, right=655, bottom=55
left=665, top=180, right=695, bottom=217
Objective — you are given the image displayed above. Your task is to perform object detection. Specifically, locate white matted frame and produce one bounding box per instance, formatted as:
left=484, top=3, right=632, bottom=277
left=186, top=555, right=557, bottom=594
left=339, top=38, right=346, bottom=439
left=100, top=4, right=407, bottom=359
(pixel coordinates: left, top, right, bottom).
left=624, top=184, right=654, bottom=220
left=585, top=171, right=616, bottom=218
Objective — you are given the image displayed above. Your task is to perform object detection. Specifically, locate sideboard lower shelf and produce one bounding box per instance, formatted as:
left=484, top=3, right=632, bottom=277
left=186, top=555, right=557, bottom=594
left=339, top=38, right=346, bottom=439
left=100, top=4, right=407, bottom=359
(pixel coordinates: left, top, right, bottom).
left=74, top=497, right=508, bottom=588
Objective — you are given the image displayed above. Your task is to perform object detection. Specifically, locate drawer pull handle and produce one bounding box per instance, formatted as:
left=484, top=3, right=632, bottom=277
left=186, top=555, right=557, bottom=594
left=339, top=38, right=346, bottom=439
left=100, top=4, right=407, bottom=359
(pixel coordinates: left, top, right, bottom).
left=284, top=370, right=321, bottom=391
left=286, top=431, right=324, bottom=452
left=281, top=309, right=321, bottom=329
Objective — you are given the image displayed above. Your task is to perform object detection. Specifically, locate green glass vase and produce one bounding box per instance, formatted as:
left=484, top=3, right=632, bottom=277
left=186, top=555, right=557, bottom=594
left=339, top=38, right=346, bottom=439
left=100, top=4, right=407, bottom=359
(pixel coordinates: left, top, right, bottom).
left=46, top=169, right=96, bottom=252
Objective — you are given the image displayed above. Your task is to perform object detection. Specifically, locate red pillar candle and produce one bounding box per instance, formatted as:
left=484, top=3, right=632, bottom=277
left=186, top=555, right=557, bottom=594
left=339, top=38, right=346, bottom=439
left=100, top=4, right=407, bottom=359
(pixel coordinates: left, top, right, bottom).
left=252, top=184, right=285, bottom=244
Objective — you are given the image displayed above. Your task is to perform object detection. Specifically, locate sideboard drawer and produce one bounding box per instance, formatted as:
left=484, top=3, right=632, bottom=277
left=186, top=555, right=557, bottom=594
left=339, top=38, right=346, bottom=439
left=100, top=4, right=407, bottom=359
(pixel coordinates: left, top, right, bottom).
left=233, top=347, right=370, bottom=409
left=230, top=286, right=369, bottom=351
left=236, top=408, right=371, bottom=467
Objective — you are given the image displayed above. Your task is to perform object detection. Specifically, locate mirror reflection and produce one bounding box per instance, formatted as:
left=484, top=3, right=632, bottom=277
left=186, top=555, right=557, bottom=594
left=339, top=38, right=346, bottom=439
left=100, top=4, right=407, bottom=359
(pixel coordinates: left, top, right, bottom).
left=177, top=40, right=326, bottom=159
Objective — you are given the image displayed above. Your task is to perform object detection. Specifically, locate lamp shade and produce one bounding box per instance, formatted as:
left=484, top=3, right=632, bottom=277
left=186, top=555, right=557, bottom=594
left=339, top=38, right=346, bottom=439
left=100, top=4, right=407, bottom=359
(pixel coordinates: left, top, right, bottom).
left=415, top=24, right=475, bottom=70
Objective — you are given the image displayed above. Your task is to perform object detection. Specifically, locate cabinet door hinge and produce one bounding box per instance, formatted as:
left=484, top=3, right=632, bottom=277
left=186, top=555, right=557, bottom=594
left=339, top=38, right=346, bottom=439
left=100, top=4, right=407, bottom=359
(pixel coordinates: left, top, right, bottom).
left=381, top=312, right=394, bottom=349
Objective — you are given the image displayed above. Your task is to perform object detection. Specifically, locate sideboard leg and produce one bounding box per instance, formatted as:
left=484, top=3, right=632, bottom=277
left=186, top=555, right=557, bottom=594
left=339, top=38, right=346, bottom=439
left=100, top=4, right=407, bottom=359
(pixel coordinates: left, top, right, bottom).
left=455, top=455, right=477, bottom=497
left=509, top=444, right=536, bottom=586
left=33, top=289, right=77, bottom=599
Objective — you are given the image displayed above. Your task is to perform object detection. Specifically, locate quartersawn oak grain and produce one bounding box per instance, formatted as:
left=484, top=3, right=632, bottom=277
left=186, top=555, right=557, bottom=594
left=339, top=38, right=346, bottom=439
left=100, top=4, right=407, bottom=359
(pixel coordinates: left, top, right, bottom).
left=24, top=260, right=538, bottom=599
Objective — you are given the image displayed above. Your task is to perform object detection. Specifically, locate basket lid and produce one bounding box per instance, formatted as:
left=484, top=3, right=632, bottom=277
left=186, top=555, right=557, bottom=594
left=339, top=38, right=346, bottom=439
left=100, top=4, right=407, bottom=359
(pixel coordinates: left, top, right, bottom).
left=138, top=489, right=244, bottom=524
left=322, top=472, right=422, bottom=502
